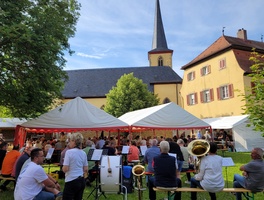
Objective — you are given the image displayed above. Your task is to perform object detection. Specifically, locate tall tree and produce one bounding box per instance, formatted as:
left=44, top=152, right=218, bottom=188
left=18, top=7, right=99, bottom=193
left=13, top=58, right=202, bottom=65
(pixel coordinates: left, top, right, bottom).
left=104, top=73, right=160, bottom=117
left=0, top=0, right=80, bottom=118
left=242, top=50, right=264, bottom=135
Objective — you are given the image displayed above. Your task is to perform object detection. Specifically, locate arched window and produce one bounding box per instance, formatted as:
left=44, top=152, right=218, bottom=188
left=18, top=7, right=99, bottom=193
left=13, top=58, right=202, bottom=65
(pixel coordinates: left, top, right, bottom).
left=158, top=56, right=163, bottom=66
left=163, top=97, right=171, bottom=104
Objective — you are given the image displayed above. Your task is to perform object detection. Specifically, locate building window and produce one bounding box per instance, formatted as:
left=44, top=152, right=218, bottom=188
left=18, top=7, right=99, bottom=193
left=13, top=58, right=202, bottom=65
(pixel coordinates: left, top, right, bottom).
left=158, top=56, right=163, bottom=66
left=187, top=71, right=195, bottom=81
left=217, top=84, right=234, bottom=100
left=200, top=89, right=214, bottom=103
left=219, top=58, right=226, bottom=70
left=200, top=65, right=211, bottom=76
left=187, top=93, right=197, bottom=105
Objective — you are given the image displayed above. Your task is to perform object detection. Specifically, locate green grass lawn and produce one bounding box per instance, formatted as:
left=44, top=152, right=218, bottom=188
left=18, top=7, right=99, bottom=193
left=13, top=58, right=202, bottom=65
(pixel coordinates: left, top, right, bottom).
left=1, top=151, right=264, bottom=199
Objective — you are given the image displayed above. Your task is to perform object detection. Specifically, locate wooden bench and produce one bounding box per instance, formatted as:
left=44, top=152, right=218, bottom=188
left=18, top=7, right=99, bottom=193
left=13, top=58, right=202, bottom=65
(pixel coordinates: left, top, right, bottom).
left=0, top=175, right=15, bottom=181
left=154, top=187, right=257, bottom=200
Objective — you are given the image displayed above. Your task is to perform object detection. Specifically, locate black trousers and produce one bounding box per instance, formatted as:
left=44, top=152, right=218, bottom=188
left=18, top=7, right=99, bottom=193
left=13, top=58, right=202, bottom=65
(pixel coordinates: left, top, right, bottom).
left=63, top=176, right=85, bottom=200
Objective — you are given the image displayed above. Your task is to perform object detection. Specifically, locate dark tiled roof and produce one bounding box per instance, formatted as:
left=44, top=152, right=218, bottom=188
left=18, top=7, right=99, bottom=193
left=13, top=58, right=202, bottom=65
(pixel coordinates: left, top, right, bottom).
left=62, top=66, right=182, bottom=98
left=181, top=35, right=264, bottom=70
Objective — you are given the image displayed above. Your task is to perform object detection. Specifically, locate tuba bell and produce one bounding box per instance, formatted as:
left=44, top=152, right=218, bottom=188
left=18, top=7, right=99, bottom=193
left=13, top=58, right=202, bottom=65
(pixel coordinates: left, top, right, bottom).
left=132, top=164, right=145, bottom=200
left=132, top=164, right=145, bottom=177
left=187, top=139, right=210, bottom=173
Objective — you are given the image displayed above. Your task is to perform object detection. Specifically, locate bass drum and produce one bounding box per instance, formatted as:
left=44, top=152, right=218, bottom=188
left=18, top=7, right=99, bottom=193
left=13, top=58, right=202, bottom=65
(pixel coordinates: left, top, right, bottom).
left=99, top=155, right=122, bottom=193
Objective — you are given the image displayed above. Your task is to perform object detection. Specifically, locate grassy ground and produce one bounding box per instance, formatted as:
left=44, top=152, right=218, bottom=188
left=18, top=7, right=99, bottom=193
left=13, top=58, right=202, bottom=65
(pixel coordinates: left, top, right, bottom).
left=1, top=151, right=264, bottom=199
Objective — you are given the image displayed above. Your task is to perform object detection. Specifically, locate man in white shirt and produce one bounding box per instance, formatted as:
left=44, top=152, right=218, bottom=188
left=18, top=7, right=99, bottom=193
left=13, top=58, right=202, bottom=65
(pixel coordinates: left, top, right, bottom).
left=14, top=148, right=62, bottom=200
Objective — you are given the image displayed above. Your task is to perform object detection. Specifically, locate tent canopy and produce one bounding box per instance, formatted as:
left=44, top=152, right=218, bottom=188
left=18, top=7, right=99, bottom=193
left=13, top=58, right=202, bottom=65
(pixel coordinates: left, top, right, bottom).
left=202, top=115, right=264, bottom=152
left=14, top=97, right=128, bottom=147
left=20, top=97, right=128, bottom=131
left=202, top=115, right=249, bottom=129
left=119, top=102, right=210, bottom=130
left=0, top=118, right=27, bottom=128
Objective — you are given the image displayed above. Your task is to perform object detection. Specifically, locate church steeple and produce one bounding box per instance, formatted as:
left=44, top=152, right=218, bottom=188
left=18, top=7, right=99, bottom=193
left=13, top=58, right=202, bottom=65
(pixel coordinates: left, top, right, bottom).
left=148, top=0, right=173, bottom=67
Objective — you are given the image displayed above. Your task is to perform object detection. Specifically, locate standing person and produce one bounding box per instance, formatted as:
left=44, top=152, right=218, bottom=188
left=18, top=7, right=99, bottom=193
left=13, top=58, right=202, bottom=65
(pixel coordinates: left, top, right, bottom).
left=14, top=148, right=62, bottom=200
left=62, top=132, right=88, bottom=200
left=233, top=147, right=264, bottom=200
left=0, top=145, right=20, bottom=191
left=177, top=139, right=193, bottom=184
left=166, top=138, right=184, bottom=177
left=190, top=142, right=224, bottom=200
left=148, top=141, right=182, bottom=200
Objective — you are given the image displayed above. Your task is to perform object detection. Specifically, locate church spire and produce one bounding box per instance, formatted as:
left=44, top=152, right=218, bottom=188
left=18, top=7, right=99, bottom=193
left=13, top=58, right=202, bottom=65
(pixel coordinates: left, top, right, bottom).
left=152, top=0, right=169, bottom=50
left=148, top=0, right=173, bottom=67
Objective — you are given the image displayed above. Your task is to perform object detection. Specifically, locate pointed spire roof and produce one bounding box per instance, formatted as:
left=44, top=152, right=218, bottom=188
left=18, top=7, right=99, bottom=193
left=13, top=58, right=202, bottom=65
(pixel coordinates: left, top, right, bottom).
left=149, top=0, right=172, bottom=53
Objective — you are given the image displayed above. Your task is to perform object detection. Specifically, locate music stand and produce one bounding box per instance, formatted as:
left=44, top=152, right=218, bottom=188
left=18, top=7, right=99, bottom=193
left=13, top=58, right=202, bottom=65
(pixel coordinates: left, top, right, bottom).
left=45, top=148, right=55, bottom=174
left=222, top=157, right=235, bottom=187
left=86, top=149, right=108, bottom=200
left=121, top=146, right=129, bottom=165
left=140, top=146, right=147, bottom=157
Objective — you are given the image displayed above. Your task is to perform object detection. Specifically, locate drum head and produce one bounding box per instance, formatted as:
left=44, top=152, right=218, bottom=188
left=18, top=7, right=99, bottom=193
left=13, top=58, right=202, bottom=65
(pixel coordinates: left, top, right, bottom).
left=100, top=155, right=122, bottom=193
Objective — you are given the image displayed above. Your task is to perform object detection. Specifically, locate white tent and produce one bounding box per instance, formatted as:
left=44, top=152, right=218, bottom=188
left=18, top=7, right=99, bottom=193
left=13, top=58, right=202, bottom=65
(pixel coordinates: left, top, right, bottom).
left=0, top=118, right=27, bottom=128
left=202, top=115, right=264, bottom=152
left=14, top=97, right=128, bottom=147
left=119, top=102, right=210, bottom=130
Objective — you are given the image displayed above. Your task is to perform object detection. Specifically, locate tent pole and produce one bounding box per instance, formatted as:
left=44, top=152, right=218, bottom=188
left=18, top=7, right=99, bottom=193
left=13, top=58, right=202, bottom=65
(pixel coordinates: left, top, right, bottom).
left=117, top=129, right=120, bottom=146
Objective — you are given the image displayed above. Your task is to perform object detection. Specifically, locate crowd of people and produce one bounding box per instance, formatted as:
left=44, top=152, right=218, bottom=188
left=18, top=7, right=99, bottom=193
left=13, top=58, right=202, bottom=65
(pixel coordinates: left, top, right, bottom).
left=0, top=129, right=263, bottom=200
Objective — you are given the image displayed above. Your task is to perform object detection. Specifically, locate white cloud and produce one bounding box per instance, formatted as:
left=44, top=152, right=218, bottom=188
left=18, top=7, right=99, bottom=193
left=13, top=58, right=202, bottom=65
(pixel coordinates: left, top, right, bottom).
left=64, top=0, right=264, bottom=77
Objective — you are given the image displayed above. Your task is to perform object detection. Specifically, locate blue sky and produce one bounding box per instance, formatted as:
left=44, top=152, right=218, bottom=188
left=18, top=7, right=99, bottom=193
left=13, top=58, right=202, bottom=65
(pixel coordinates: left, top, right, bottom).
left=64, top=0, right=264, bottom=77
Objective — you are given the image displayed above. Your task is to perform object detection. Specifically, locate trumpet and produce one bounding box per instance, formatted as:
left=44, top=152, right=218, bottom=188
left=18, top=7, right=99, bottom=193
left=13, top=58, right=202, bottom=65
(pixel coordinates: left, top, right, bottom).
left=187, top=139, right=210, bottom=173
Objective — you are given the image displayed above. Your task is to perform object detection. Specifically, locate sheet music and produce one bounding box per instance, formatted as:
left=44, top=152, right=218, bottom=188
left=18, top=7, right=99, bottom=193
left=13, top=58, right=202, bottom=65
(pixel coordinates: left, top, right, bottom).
left=168, top=153, right=178, bottom=169
left=140, top=146, right=147, bottom=156
left=121, top=146, right=129, bottom=154
left=91, top=149, right=103, bottom=161
left=222, top=157, right=235, bottom=167
left=46, top=148, right=54, bottom=159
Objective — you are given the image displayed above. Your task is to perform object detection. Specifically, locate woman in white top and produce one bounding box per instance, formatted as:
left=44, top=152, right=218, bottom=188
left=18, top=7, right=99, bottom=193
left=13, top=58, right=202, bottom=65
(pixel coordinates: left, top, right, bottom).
left=190, top=142, right=224, bottom=200
left=62, top=132, right=88, bottom=200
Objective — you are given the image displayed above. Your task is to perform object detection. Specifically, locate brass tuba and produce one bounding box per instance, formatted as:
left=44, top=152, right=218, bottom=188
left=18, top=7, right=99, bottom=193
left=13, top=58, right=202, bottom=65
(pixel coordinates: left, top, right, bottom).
left=132, top=164, right=145, bottom=177
left=187, top=139, right=210, bottom=173
left=132, top=164, right=145, bottom=200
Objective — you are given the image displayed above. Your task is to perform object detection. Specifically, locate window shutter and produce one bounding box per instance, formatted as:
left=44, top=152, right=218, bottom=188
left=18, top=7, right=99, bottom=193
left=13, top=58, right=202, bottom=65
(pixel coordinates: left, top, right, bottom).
left=229, top=84, right=234, bottom=98
left=193, top=71, right=196, bottom=79
left=194, top=93, right=198, bottom=104
left=200, top=91, right=204, bottom=103
left=217, top=87, right=221, bottom=100
left=200, top=68, right=203, bottom=76
left=208, top=65, right=211, bottom=74
left=186, top=95, right=190, bottom=105
left=210, top=88, right=214, bottom=101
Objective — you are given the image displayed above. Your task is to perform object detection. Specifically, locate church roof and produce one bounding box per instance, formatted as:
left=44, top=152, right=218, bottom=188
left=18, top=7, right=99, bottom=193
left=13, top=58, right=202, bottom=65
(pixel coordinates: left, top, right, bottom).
left=181, top=35, right=264, bottom=71
left=62, top=66, right=182, bottom=98
left=149, top=0, right=172, bottom=53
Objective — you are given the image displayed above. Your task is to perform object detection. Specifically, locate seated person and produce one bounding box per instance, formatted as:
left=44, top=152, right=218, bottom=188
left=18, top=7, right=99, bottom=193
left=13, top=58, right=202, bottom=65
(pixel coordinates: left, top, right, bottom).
left=190, top=142, right=224, bottom=200
left=233, top=147, right=264, bottom=200
left=148, top=141, right=182, bottom=200
left=14, top=148, right=62, bottom=200
left=127, top=140, right=140, bottom=163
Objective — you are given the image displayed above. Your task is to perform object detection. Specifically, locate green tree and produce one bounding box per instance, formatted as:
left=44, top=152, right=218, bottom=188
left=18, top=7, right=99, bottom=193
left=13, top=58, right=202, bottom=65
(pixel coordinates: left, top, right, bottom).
left=104, top=73, right=160, bottom=117
left=0, top=0, right=80, bottom=118
left=242, top=50, right=264, bottom=135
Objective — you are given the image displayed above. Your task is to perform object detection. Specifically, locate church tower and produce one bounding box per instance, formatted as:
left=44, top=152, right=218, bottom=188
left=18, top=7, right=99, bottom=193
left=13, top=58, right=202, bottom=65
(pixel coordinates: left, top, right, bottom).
left=148, top=0, right=173, bottom=67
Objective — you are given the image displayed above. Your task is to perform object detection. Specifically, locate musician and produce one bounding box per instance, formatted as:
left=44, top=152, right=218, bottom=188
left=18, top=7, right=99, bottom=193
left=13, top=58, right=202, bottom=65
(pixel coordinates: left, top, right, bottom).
left=190, top=142, right=224, bottom=200
left=233, top=147, right=264, bottom=200
left=148, top=141, right=182, bottom=200
left=62, top=132, right=88, bottom=200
